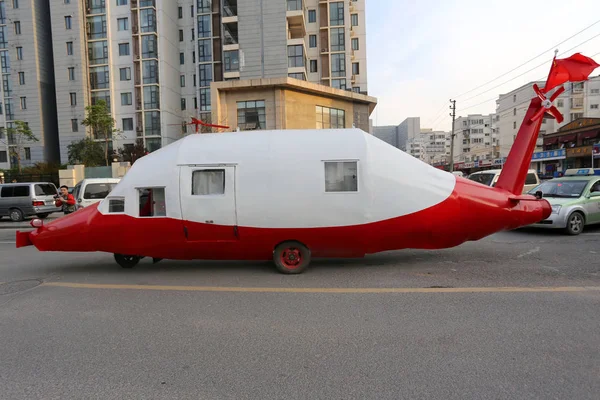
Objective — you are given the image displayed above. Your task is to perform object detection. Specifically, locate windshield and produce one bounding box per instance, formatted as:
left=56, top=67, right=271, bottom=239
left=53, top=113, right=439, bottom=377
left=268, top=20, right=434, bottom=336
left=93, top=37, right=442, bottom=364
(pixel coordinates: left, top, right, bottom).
left=468, top=173, right=495, bottom=186
left=529, top=180, right=589, bottom=198
left=84, top=183, right=118, bottom=199
left=34, top=184, right=57, bottom=196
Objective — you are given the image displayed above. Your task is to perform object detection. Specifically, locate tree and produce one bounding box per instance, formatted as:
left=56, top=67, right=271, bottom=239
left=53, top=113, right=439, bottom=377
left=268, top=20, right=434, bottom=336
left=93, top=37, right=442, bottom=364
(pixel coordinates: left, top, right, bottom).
left=81, top=99, right=120, bottom=166
left=118, top=138, right=148, bottom=165
left=67, top=137, right=105, bottom=166
left=6, top=120, right=38, bottom=173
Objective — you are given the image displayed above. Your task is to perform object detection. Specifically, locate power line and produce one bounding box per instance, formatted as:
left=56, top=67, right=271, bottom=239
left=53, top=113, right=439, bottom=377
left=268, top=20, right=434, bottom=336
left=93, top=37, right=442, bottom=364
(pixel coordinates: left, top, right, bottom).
left=452, top=19, right=600, bottom=99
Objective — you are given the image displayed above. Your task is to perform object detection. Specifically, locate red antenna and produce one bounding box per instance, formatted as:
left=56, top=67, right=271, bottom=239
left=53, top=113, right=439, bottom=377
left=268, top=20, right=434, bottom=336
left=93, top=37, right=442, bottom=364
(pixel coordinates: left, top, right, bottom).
left=168, top=117, right=230, bottom=133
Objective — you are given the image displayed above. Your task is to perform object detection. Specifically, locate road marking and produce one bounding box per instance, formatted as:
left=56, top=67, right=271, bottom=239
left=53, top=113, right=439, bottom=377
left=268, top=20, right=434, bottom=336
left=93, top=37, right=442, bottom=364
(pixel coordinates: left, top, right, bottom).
left=517, top=247, right=540, bottom=258
left=0, top=241, right=16, bottom=244
left=41, top=282, right=600, bottom=294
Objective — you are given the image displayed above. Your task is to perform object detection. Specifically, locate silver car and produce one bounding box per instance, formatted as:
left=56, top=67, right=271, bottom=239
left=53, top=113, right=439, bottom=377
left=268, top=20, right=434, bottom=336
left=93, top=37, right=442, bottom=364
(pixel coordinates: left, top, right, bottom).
left=0, top=182, right=62, bottom=222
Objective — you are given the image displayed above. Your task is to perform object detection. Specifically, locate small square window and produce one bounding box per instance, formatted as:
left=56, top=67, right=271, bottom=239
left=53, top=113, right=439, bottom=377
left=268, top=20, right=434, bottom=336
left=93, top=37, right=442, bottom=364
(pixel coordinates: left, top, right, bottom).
left=122, top=118, right=133, bottom=131
left=121, top=92, right=132, bottom=106
left=192, top=170, right=225, bottom=195
left=108, top=198, right=125, bottom=213
left=324, top=161, right=357, bottom=192
left=139, top=188, right=166, bottom=217
left=120, top=67, right=131, bottom=81
left=117, top=18, right=128, bottom=31
left=119, top=43, right=130, bottom=56
left=308, top=10, right=316, bottom=23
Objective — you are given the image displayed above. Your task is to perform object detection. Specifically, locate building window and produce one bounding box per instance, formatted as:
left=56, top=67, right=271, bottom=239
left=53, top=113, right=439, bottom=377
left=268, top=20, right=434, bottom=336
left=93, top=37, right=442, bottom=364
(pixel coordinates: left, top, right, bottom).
left=0, top=151, right=7, bottom=163
left=351, top=38, right=359, bottom=50
left=513, top=121, right=516, bottom=129
left=181, top=98, right=186, bottom=110
left=351, top=13, right=358, bottom=26
left=237, top=100, right=266, bottom=130
left=557, top=99, right=564, bottom=107
left=316, top=105, right=345, bottom=129
left=18, top=72, right=24, bottom=85
left=64, top=0, right=71, bottom=4
left=287, top=0, right=302, bottom=11
left=192, top=170, right=225, bottom=195
left=194, top=97, right=198, bottom=109
left=179, top=29, right=183, bottom=41
left=66, top=42, right=73, bottom=55
left=331, top=53, right=345, bottom=77
left=117, top=0, right=128, bottom=5
left=329, top=2, right=344, bottom=26
left=191, top=28, right=195, bottom=40
left=310, top=59, right=318, bottom=73
left=288, top=45, right=304, bottom=67
left=24, top=147, right=31, bottom=161
left=180, top=75, right=185, bottom=87
left=178, top=6, right=183, bottom=18
left=16, top=47, right=22, bottom=60
left=71, top=119, right=78, bottom=132
left=288, top=73, right=305, bottom=80
left=330, top=28, right=345, bottom=51
left=20, top=97, right=26, bottom=110
left=64, top=16, right=71, bottom=30
left=199, top=88, right=210, bottom=111
left=138, top=188, right=166, bottom=217
left=198, top=39, right=211, bottom=62
left=68, top=67, right=75, bottom=81
left=197, top=14, right=211, bottom=37
left=309, top=34, right=317, bottom=48
left=199, top=64, right=213, bottom=86
left=13, top=0, right=19, bottom=9
left=332, top=78, right=347, bottom=90
left=224, top=50, right=239, bottom=72
left=591, top=104, right=599, bottom=109
left=308, top=9, right=316, bottom=23
left=324, top=161, right=357, bottom=192
left=118, top=43, right=130, bottom=56
left=120, top=67, right=131, bottom=81
left=352, top=62, right=359, bottom=75
left=193, top=74, right=196, bottom=86
left=513, top=94, right=516, bottom=102
left=70, top=92, right=77, bottom=105
left=14, top=21, right=20, bottom=34
left=192, top=51, right=196, bottom=63
left=121, top=92, right=132, bottom=106
left=180, top=52, right=184, bottom=64
left=190, top=4, right=194, bottom=17
left=117, top=18, right=128, bottom=31
left=122, top=118, right=133, bottom=131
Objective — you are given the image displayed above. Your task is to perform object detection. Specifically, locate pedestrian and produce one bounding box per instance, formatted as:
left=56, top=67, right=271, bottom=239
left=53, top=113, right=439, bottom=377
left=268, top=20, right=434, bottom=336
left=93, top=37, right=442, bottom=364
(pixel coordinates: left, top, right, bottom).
left=54, top=185, right=76, bottom=215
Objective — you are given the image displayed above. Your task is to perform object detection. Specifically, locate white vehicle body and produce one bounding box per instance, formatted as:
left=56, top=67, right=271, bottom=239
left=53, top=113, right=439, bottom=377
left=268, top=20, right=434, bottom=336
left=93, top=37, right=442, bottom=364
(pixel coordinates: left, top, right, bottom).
left=73, top=178, right=121, bottom=209
left=467, top=169, right=540, bottom=194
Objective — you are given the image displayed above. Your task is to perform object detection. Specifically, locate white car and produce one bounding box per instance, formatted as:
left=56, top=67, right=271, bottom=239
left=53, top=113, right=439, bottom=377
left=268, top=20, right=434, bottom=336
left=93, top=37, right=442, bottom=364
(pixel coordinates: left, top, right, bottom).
left=467, top=169, right=540, bottom=194
left=72, top=178, right=121, bottom=210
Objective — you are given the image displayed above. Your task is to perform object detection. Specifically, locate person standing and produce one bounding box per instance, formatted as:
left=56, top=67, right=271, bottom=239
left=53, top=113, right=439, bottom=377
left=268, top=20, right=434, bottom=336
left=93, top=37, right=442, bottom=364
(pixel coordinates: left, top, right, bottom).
left=54, top=185, right=76, bottom=215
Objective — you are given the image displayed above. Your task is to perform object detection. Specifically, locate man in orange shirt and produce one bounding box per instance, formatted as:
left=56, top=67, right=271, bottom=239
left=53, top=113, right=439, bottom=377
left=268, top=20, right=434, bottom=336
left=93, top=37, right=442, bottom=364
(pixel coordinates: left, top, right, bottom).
left=54, top=185, right=77, bottom=215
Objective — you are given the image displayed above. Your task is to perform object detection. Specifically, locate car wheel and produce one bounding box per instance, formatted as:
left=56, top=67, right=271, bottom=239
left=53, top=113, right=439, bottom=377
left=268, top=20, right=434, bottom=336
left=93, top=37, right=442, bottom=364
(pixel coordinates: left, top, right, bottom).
left=273, top=241, right=311, bottom=274
left=114, top=253, right=141, bottom=268
left=9, top=208, right=23, bottom=222
left=565, top=212, right=584, bottom=235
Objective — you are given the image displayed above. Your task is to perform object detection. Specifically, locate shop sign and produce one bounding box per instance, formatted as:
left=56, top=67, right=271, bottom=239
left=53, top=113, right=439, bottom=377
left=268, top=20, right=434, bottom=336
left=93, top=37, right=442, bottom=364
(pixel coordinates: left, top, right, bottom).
left=532, top=149, right=566, bottom=161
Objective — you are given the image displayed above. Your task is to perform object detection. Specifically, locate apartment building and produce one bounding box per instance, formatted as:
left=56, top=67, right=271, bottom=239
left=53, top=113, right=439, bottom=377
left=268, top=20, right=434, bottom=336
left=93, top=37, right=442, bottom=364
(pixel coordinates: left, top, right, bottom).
left=496, top=75, right=600, bottom=158
left=0, top=0, right=59, bottom=170
left=405, top=130, right=449, bottom=164
left=373, top=117, right=420, bottom=151
left=451, top=113, right=499, bottom=165
left=44, top=0, right=369, bottom=163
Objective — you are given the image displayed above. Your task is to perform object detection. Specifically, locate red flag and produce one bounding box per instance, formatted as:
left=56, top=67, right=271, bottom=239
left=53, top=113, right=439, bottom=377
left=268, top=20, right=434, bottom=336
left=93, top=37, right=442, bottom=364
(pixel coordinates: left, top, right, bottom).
left=542, top=53, right=600, bottom=93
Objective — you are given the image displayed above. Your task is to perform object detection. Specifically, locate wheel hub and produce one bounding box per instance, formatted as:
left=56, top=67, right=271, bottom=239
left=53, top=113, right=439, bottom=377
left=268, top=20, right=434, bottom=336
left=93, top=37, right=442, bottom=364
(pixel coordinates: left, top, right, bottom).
left=281, top=248, right=301, bottom=268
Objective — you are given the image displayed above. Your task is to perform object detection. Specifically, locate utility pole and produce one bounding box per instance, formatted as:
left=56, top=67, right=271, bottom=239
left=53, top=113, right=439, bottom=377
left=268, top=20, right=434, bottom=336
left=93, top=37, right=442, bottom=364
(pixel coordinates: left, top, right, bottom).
left=449, top=99, right=457, bottom=172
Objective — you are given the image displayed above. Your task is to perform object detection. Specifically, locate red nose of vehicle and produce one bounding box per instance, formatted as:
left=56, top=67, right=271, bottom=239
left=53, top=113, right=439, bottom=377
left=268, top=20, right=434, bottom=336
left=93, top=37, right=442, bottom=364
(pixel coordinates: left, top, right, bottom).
left=27, top=204, right=101, bottom=252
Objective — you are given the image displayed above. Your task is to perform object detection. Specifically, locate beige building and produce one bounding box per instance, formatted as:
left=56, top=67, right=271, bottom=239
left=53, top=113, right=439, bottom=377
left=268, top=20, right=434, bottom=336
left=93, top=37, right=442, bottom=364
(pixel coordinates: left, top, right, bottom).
left=210, top=77, right=376, bottom=133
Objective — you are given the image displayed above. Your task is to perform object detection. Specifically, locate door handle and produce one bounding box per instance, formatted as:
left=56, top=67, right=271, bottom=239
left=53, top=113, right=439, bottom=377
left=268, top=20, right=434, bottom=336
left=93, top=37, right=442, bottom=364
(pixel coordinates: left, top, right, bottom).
left=205, top=220, right=214, bottom=224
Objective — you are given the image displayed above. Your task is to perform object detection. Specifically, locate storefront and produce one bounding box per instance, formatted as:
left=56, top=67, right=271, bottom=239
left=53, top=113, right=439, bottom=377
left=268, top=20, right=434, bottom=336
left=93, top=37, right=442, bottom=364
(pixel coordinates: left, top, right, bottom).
left=530, top=149, right=566, bottom=178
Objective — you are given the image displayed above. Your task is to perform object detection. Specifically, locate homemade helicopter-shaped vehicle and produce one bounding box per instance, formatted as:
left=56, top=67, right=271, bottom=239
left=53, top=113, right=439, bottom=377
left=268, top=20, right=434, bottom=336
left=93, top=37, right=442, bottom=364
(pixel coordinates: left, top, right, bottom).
left=16, top=53, right=600, bottom=274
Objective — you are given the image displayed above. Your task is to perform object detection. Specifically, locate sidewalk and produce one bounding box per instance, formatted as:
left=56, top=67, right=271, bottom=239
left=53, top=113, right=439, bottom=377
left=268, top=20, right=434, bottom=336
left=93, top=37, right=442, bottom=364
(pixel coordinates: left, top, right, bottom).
left=0, top=213, right=62, bottom=229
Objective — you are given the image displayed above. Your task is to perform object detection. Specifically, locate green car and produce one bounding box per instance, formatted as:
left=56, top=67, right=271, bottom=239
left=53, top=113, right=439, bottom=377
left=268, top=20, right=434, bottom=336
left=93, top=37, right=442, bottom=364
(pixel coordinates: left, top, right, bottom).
left=528, top=169, right=600, bottom=235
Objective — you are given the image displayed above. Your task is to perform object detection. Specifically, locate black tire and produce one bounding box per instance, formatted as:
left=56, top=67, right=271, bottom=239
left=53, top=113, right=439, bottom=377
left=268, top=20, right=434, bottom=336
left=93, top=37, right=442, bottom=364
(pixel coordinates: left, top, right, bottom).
left=9, top=208, right=23, bottom=222
left=36, top=213, right=50, bottom=219
left=114, top=253, right=141, bottom=268
left=273, top=241, right=311, bottom=274
left=565, top=212, right=585, bottom=235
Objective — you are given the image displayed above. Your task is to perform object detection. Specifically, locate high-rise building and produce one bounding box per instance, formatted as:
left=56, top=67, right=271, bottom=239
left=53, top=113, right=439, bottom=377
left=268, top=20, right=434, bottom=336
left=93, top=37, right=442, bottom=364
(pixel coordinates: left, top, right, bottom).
left=451, top=113, right=499, bottom=165
left=46, top=0, right=369, bottom=164
left=496, top=75, right=600, bottom=157
left=0, top=0, right=59, bottom=170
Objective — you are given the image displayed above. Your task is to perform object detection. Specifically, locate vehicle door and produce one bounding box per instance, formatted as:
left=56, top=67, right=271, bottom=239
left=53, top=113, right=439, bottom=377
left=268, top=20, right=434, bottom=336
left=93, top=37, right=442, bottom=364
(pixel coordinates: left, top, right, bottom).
left=583, top=179, right=600, bottom=224
left=81, top=182, right=118, bottom=208
left=179, top=165, right=238, bottom=242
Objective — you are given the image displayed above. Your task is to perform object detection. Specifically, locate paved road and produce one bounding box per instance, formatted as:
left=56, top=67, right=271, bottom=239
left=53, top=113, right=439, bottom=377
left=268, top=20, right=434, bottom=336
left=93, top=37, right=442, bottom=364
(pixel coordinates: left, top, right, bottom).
left=0, top=226, right=599, bottom=399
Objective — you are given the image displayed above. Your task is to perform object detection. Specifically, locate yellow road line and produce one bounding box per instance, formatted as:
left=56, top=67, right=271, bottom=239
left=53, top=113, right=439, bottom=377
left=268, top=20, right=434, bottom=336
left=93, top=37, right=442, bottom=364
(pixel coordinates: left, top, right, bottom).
left=41, top=282, right=600, bottom=294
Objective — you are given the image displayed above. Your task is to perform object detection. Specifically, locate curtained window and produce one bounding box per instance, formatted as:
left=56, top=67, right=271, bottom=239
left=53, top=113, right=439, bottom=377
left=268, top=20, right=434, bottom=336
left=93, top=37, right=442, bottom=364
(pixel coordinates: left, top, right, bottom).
left=192, top=170, right=225, bottom=195
left=324, top=161, right=357, bottom=192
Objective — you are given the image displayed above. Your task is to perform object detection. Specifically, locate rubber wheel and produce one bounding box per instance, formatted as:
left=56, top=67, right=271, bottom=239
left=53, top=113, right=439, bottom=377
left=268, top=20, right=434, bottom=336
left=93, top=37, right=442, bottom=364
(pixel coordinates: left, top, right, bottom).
left=565, top=212, right=584, bottom=235
left=114, top=253, right=141, bottom=268
left=9, top=208, right=23, bottom=222
left=273, top=241, right=311, bottom=274
left=36, top=213, right=50, bottom=219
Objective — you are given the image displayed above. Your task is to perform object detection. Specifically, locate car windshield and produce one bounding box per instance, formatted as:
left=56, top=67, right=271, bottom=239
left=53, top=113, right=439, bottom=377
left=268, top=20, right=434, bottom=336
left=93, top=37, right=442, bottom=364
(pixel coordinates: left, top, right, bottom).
left=84, top=183, right=118, bottom=199
left=530, top=180, right=588, bottom=198
left=34, top=184, right=57, bottom=196
left=468, top=173, right=495, bottom=186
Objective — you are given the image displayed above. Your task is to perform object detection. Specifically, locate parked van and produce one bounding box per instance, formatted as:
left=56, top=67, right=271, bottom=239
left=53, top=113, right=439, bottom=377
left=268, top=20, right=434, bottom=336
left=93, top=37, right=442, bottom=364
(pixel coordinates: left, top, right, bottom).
left=0, top=182, right=61, bottom=221
left=72, top=178, right=121, bottom=210
left=467, top=169, right=540, bottom=193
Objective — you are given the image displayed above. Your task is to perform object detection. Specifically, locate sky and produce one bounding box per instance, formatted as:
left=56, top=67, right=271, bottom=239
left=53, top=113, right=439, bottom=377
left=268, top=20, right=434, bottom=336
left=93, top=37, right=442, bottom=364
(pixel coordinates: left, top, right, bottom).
left=365, top=0, right=600, bottom=131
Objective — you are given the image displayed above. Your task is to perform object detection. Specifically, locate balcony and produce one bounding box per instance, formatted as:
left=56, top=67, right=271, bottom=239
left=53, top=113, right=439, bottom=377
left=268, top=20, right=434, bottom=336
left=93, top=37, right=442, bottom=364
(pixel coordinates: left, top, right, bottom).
left=223, top=0, right=238, bottom=23
left=223, top=21, right=238, bottom=45
left=286, top=6, right=306, bottom=39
